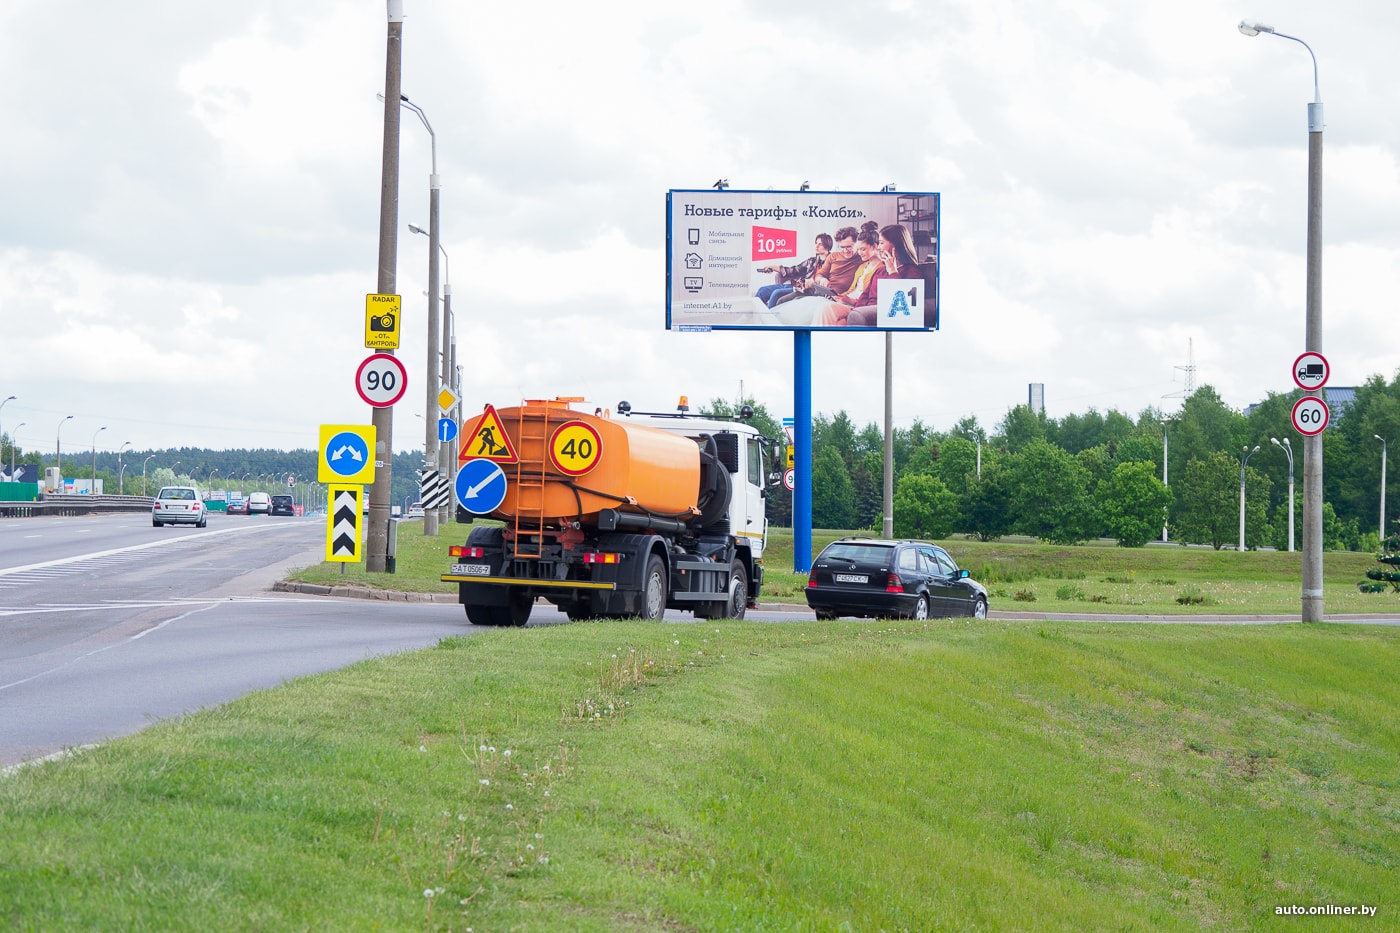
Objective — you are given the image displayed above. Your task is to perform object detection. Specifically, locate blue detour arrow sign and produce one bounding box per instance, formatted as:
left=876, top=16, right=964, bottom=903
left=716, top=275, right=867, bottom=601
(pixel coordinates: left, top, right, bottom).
left=455, top=458, right=507, bottom=514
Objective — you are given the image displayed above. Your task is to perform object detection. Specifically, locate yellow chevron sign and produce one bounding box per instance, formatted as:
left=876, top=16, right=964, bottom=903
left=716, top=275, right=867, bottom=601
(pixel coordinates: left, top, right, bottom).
left=326, top=484, right=362, bottom=563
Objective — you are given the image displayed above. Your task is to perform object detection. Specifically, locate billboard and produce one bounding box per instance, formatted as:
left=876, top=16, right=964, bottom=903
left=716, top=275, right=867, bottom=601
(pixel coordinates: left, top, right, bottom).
left=666, top=188, right=939, bottom=332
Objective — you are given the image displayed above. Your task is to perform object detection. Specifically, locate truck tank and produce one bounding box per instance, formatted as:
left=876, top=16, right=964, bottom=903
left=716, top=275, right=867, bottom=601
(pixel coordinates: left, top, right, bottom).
left=464, top=399, right=729, bottom=529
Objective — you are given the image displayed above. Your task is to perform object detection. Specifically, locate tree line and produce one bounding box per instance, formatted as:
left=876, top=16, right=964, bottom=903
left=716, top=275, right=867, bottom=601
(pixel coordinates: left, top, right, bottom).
left=707, top=371, right=1400, bottom=550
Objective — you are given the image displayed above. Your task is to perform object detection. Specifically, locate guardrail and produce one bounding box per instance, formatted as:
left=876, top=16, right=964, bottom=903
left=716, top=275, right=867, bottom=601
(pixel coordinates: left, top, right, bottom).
left=0, top=494, right=155, bottom=519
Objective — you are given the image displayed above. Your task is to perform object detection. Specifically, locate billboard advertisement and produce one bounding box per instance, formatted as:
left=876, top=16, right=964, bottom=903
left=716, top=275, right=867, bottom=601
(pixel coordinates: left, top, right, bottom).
left=666, top=188, right=939, bottom=332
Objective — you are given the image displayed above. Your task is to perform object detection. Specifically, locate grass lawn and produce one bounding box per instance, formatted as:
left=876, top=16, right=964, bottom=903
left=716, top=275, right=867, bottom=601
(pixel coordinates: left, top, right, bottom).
left=290, top=522, right=1391, bottom=616
left=2, top=620, right=1395, bottom=930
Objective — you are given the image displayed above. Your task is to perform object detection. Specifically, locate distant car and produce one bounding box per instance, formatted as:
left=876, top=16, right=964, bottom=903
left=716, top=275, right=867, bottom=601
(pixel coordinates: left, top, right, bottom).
left=247, top=492, right=272, bottom=515
left=152, top=486, right=207, bottom=528
left=407, top=503, right=425, bottom=519
left=270, top=494, right=295, bottom=516
left=804, top=538, right=988, bottom=621
left=227, top=497, right=249, bottom=515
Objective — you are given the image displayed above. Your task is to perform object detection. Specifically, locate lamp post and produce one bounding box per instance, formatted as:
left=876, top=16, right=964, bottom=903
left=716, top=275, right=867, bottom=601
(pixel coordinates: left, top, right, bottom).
left=1376, top=435, right=1388, bottom=546
left=399, top=90, right=443, bottom=538
left=410, top=222, right=454, bottom=531
left=209, top=467, right=220, bottom=488
left=1239, top=444, right=1260, bottom=551
left=1239, top=19, right=1324, bottom=618
left=1270, top=437, right=1295, bottom=552
left=90, top=427, right=106, bottom=495
left=117, top=441, right=132, bottom=495
left=366, top=0, right=405, bottom=573
left=1161, top=421, right=1170, bottom=543
left=55, top=415, right=74, bottom=485
left=143, top=454, right=155, bottom=495
left=0, top=396, right=15, bottom=473
left=172, top=461, right=181, bottom=483
left=9, top=422, right=24, bottom=481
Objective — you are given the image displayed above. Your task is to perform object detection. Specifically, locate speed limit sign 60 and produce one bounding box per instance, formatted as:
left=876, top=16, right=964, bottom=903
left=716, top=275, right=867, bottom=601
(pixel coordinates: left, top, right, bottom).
left=1291, top=396, right=1330, bottom=436
left=356, top=353, right=408, bottom=408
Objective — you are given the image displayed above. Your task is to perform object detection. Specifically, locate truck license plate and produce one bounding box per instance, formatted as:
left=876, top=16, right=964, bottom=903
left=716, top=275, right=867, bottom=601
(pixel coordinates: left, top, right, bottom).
left=834, top=573, right=869, bottom=584
left=451, top=563, right=490, bottom=576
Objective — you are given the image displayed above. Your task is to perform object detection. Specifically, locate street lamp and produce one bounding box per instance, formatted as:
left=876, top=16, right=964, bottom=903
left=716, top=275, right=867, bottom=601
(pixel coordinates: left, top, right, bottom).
left=117, top=441, right=132, bottom=495
left=9, top=422, right=25, bottom=481
left=55, top=415, right=74, bottom=484
left=90, top=427, right=106, bottom=495
left=1239, top=445, right=1260, bottom=551
left=410, top=220, right=455, bottom=521
left=1239, top=19, right=1325, bottom=618
left=398, top=90, right=444, bottom=539
left=143, top=454, right=155, bottom=495
left=1376, top=435, right=1388, bottom=546
left=171, top=461, right=181, bottom=483
left=1271, top=437, right=1294, bottom=552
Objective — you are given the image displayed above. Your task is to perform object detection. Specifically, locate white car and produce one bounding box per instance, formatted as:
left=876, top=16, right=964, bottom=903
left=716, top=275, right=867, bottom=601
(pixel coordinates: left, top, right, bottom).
left=407, top=503, right=425, bottom=519
left=247, top=492, right=272, bottom=515
left=152, top=486, right=207, bottom=528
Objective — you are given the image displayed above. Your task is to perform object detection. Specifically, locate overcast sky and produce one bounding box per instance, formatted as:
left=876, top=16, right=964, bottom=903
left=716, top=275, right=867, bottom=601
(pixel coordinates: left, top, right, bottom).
left=3, top=0, right=1398, bottom=459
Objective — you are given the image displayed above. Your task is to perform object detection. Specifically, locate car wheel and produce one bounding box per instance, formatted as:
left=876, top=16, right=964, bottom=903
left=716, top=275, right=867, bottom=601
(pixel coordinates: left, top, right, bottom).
left=973, top=597, right=988, bottom=619
left=726, top=561, right=749, bottom=620
left=637, top=554, right=667, bottom=620
left=912, top=594, right=929, bottom=620
left=152, top=519, right=161, bottom=527
left=814, top=609, right=839, bottom=621
left=197, top=517, right=207, bottom=528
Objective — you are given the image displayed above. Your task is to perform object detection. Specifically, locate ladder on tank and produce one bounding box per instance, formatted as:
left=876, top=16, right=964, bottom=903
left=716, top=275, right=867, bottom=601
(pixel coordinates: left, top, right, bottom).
left=510, top=405, right=555, bottom=558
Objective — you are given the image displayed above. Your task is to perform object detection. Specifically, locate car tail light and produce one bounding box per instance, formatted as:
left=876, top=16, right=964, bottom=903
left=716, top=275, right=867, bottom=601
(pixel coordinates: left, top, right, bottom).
left=581, top=552, right=619, bottom=564
left=448, top=546, right=486, bottom=558
left=806, top=569, right=818, bottom=588
left=886, top=574, right=905, bottom=594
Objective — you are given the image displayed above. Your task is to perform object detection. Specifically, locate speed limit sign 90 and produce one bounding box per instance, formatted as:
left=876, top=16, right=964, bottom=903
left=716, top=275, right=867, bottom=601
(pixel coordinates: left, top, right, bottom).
left=356, top=353, right=408, bottom=408
left=1291, top=396, right=1330, bottom=436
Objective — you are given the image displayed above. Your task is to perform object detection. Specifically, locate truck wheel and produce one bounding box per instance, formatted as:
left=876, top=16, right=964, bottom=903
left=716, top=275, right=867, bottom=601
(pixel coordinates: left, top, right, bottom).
left=501, top=590, right=532, bottom=627
left=465, top=605, right=497, bottom=627
left=726, top=561, right=748, bottom=620
left=638, top=554, right=667, bottom=620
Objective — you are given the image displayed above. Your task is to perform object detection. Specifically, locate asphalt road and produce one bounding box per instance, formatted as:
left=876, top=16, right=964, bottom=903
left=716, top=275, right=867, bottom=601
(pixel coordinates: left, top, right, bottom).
left=0, top=512, right=473, bottom=768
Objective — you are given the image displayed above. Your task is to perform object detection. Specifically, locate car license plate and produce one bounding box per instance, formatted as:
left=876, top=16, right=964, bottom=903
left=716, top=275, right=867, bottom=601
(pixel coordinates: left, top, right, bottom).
left=834, top=573, right=869, bottom=584
left=451, top=563, right=491, bottom=576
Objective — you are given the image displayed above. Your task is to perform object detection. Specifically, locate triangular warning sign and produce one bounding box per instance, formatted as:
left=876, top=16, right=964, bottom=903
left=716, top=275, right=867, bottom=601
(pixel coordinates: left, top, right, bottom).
left=458, top=404, right=519, bottom=464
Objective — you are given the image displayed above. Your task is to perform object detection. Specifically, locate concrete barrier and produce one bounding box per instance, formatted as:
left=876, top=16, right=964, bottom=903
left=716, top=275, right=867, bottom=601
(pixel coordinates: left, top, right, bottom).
left=0, top=494, right=155, bottom=519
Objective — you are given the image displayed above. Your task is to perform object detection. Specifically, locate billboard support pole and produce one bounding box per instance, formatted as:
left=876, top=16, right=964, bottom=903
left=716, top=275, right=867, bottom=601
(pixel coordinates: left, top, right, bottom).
left=795, top=331, right=813, bottom=574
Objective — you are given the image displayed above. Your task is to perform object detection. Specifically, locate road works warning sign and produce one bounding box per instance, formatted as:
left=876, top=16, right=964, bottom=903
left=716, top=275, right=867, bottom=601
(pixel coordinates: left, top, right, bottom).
left=458, top=405, right=519, bottom=464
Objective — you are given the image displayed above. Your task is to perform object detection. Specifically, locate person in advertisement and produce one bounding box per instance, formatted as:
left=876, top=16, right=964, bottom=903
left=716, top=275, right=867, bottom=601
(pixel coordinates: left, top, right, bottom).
left=813, top=223, right=883, bottom=326
left=754, top=233, right=832, bottom=308
left=773, top=225, right=864, bottom=305
left=846, top=223, right=922, bottom=327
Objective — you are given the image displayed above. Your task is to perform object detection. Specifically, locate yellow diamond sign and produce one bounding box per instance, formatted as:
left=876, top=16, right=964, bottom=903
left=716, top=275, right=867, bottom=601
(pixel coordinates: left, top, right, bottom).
left=438, top=385, right=459, bottom=413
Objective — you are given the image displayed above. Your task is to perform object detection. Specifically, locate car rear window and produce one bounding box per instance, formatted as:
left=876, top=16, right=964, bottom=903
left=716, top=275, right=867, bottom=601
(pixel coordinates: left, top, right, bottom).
left=821, top=543, right=893, bottom=564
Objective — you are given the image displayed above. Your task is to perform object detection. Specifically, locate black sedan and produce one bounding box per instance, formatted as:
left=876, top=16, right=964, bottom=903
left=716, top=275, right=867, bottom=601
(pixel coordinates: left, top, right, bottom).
left=804, top=538, right=988, bottom=621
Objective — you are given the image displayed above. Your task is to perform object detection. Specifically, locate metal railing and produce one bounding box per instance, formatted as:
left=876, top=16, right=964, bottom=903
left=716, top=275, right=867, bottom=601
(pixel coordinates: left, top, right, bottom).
left=0, top=494, right=154, bottom=519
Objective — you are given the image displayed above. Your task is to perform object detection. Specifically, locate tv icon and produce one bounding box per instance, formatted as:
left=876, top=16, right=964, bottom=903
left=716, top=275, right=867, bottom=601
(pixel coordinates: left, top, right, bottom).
left=683, top=277, right=704, bottom=293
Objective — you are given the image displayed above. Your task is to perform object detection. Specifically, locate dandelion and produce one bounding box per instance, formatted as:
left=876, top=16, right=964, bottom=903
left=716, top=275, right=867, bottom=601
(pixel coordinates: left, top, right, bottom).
left=480, top=744, right=488, bottom=752
left=480, top=779, right=490, bottom=786
left=544, top=790, right=551, bottom=798
left=424, top=889, right=435, bottom=898
left=535, top=832, right=543, bottom=840
left=538, top=856, right=550, bottom=865
left=488, top=746, right=496, bottom=753
left=503, top=749, right=511, bottom=758
left=419, top=745, right=427, bottom=753
left=527, top=843, right=535, bottom=851
left=673, top=639, right=680, bottom=645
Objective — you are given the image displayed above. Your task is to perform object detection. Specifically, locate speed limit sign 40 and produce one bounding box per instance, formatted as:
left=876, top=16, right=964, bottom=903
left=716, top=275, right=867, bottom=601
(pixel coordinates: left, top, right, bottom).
left=356, top=353, right=408, bottom=408
left=1291, top=396, right=1330, bottom=436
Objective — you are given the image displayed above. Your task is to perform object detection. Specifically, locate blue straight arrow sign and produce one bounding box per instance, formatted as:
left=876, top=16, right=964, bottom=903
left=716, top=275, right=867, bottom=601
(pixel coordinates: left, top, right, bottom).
left=438, top=417, right=458, bottom=443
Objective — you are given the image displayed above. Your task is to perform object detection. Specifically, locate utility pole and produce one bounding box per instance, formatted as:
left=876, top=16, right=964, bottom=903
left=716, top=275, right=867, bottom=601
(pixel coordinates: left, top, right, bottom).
left=366, top=0, right=404, bottom=572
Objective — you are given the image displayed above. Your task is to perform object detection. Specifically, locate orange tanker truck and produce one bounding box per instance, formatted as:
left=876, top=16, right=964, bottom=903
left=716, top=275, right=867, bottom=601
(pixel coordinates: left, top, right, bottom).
left=442, top=396, right=778, bottom=626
